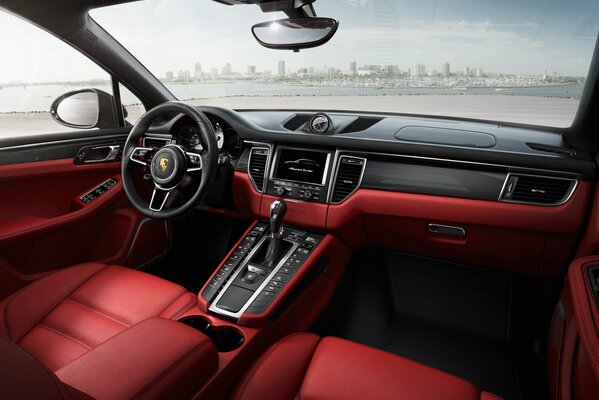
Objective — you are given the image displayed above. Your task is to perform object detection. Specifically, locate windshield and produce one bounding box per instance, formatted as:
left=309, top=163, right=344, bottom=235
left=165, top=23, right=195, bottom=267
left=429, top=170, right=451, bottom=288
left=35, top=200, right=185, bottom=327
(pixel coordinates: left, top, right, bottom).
left=91, top=0, right=599, bottom=128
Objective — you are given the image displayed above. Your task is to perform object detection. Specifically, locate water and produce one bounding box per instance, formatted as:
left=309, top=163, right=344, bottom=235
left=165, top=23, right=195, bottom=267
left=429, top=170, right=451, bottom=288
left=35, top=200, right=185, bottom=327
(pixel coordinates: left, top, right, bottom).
left=0, top=81, right=585, bottom=113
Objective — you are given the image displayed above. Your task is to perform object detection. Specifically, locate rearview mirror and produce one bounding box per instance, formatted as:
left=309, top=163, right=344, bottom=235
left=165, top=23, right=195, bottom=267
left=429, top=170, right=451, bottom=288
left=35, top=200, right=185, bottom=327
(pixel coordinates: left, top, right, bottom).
left=50, top=89, right=123, bottom=129
left=251, top=17, right=338, bottom=51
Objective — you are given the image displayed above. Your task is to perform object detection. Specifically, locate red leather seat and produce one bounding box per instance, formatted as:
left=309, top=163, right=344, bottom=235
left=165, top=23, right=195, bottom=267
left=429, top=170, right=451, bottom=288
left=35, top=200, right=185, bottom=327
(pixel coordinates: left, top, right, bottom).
left=0, top=318, right=218, bottom=400
left=234, top=333, right=503, bottom=400
left=0, top=262, right=198, bottom=371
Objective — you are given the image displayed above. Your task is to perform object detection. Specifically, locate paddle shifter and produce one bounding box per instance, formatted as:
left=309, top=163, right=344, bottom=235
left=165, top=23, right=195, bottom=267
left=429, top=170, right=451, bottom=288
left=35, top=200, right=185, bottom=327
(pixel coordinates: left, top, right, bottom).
left=263, top=199, right=287, bottom=269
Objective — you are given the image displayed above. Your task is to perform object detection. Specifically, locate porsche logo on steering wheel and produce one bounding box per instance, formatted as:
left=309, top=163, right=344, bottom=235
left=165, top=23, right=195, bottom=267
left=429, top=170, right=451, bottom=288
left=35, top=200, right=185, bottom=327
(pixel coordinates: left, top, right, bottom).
left=159, top=157, right=169, bottom=172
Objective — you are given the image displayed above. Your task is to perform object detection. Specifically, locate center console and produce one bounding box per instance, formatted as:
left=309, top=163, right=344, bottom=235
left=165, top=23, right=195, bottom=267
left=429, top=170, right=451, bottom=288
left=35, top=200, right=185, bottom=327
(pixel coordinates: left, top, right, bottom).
left=201, top=217, right=323, bottom=320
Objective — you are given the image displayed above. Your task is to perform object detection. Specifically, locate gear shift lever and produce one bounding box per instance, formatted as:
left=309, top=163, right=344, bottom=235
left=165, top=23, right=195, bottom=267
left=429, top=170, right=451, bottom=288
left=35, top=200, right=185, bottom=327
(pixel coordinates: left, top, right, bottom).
left=263, top=199, right=287, bottom=269
left=270, top=200, right=287, bottom=239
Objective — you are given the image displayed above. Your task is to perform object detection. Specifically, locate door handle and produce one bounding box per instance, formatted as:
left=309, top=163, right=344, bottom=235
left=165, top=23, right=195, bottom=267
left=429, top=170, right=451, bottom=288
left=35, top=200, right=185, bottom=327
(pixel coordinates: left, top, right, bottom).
left=427, top=224, right=466, bottom=237
left=75, top=145, right=120, bottom=164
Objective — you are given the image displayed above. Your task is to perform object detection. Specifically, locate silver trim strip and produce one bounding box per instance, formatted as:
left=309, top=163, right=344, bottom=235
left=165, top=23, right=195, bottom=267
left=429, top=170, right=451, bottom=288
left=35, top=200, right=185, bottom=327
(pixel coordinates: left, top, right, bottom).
left=427, top=223, right=467, bottom=237
left=149, top=186, right=173, bottom=212
left=498, top=172, right=578, bottom=207
left=208, top=235, right=299, bottom=320
left=353, top=149, right=581, bottom=179
left=329, top=154, right=367, bottom=204
left=130, top=147, right=153, bottom=166
left=84, top=145, right=119, bottom=163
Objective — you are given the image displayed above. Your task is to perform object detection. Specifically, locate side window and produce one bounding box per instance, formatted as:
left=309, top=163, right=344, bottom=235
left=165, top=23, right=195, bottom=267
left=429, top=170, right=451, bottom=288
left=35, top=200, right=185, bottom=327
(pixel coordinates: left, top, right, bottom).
left=0, top=10, right=117, bottom=138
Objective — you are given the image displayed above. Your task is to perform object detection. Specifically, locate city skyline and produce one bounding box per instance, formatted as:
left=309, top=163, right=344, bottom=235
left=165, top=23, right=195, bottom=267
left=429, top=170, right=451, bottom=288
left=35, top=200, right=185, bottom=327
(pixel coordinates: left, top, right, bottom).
left=163, top=60, right=579, bottom=82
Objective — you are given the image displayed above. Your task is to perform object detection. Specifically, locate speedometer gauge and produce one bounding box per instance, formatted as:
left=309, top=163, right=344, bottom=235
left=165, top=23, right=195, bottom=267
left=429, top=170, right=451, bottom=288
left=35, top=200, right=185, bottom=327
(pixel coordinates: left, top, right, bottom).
left=179, top=125, right=201, bottom=150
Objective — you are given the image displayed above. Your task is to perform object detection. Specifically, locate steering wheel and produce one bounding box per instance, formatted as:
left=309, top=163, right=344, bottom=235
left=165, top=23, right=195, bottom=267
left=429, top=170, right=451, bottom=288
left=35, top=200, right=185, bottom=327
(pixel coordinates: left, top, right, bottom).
left=121, top=101, right=218, bottom=219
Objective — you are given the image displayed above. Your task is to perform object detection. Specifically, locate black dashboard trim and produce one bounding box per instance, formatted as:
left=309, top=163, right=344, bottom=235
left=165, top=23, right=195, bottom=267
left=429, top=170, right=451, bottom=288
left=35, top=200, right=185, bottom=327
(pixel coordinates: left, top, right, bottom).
left=196, top=107, right=596, bottom=180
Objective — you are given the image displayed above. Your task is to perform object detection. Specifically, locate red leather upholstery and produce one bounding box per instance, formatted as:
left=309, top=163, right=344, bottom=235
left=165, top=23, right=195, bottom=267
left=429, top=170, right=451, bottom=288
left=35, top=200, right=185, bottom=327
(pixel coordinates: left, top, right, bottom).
left=0, top=318, right=218, bottom=400
left=0, top=262, right=197, bottom=371
left=56, top=317, right=218, bottom=400
left=234, top=333, right=502, bottom=400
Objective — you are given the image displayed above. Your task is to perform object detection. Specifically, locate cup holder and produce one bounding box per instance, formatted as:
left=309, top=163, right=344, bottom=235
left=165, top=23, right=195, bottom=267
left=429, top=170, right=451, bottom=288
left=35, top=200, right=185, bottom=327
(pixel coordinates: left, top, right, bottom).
left=179, top=316, right=244, bottom=353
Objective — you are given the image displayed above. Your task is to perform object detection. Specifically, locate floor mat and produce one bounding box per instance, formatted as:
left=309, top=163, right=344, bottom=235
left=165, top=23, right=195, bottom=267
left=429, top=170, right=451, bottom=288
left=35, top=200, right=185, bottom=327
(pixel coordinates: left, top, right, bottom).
left=312, top=250, right=523, bottom=400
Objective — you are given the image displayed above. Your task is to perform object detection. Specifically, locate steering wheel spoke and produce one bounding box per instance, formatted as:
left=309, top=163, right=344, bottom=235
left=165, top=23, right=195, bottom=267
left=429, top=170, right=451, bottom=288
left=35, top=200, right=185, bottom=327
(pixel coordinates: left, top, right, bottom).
left=186, top=152, right=203, bottom=172
left=149, top=185, right=175, bottom=212
left=130, top=147, right=154, bottom=167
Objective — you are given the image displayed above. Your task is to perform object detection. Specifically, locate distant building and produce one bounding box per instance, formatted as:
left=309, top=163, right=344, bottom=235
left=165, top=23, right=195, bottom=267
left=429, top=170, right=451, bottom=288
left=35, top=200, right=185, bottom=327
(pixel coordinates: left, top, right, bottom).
left=165, top=71, right=174, bottom=81
left=184, top=70, right=191, bottom=81
left=210, top=68, right=218, bottom=78
left=350, top=61, right=357, bottom=74
left=412, top=64, right=425, bottom=77
left=328, top=67, right=337, bottom=79
left=474, top=68, right=483, bottom=77
left=278, top=60, right=286, bottom=76
left=194, top=63, right=202, bottom=79
left=384, top=65, right=399, bottom=76
left=464, top=66, right=471, bottom=77
left=177, top=70, right=185, bottom=80
left=308, top=67, right=315, bottom=75
left=298, top=68, right=308, bottom=74
left=247, top=65, right=256, bottom=75
left=222, top=63, right=232, bottom=76
left=443, top=63, right=450, bottom=77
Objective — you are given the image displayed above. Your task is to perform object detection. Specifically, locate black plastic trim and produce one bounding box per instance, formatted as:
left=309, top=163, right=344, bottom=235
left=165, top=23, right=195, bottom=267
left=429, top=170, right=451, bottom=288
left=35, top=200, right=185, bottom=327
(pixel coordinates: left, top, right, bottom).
left=362, top=159, right=507, bottom=201
left=0, top=131, right=129, bottom=165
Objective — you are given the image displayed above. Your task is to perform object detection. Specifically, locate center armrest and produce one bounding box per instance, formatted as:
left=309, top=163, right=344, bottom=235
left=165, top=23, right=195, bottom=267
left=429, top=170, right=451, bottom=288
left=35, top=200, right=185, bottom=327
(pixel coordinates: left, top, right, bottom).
left=55, top=317, right=218, bottom=400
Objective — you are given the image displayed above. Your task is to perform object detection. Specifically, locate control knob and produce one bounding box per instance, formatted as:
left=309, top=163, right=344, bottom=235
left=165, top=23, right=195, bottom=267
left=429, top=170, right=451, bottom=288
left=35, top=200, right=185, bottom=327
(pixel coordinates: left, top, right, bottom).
left=274, top=186, right=285, bottom=196
left=303, top=190, right=313, bottom=199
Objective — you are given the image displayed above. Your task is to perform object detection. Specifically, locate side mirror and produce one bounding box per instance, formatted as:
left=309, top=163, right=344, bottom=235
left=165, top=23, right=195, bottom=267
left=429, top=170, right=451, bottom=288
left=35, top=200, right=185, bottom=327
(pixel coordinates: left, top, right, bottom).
left=251, top=17, right=338, bottom=51
left=50, top=89, right=122, bottom=129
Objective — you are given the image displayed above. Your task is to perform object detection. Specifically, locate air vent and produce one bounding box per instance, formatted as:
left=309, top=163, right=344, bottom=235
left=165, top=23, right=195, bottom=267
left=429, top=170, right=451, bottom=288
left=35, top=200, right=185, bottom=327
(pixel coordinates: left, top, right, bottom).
left=527, top=143, right=576, bottom=156
left=500, top=174, right=576, bottom=205
left=248, top=147, right=269, bottom=192
left=143, top=138, right=170, bottom=148
left=283, top=114, right=311, bottom=131
left=340, top=117, right=383, bottom=133
left=331, top=156, right=366, bottom=203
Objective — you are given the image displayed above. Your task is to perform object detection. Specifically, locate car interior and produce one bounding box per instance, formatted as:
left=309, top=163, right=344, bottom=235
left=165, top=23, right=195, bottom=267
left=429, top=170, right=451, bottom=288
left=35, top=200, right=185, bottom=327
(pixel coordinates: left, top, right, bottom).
left=1, top=0, right=599, bottom=399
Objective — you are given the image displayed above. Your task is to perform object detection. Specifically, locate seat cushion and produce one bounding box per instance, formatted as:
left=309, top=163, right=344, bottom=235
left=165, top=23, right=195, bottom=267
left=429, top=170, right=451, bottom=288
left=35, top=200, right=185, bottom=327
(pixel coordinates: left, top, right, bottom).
left=234, top=333, right=502, bottom=400
left=0, top=263, right=197, bottom=371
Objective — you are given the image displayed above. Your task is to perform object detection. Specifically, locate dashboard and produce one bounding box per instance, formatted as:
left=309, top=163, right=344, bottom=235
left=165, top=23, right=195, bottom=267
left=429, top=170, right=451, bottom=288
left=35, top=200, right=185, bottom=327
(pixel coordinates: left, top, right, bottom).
left=139, top=105, right=594, bottom=278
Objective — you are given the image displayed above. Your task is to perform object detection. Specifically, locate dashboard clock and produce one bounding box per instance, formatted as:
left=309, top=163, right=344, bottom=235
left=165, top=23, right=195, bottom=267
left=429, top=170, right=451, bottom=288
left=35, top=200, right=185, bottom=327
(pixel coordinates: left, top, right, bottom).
left=309, top=113, right=331, bottom=134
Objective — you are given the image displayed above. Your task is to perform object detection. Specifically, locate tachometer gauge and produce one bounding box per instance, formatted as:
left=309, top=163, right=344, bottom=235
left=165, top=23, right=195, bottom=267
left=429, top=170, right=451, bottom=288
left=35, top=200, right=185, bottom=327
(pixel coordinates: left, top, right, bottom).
left=309, top=113, right=331, bottom=134
left=214, top=122, right=224, bottom=150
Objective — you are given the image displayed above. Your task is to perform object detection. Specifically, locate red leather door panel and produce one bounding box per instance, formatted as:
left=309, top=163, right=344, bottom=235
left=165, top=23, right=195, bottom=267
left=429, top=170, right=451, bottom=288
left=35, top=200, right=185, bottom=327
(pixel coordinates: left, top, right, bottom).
left=0, top=158, right=169, bottom=298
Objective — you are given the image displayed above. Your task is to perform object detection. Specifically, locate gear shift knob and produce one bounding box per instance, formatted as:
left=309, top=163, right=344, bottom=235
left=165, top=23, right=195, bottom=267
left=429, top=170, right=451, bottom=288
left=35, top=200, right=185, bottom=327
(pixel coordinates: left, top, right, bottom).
left=269, top=199, right=287, bottom=240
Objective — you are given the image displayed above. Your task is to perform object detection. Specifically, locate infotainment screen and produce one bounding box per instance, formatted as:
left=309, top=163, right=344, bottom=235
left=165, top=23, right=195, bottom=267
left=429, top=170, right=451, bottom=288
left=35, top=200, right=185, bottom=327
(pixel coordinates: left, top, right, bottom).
left=273, top=148, right=329, bottom=185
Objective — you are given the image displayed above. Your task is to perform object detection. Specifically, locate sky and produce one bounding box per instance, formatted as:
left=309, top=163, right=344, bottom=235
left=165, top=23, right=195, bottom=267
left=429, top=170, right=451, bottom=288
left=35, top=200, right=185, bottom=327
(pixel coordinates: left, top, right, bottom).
left=1, top=0, right=599, bottom=83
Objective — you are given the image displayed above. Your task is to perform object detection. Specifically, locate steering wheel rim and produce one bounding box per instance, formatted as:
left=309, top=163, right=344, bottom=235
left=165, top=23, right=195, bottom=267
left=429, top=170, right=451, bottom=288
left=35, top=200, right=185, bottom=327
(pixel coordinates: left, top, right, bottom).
left=121, top=101, right=218, bottom=219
